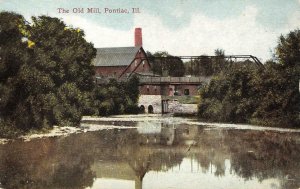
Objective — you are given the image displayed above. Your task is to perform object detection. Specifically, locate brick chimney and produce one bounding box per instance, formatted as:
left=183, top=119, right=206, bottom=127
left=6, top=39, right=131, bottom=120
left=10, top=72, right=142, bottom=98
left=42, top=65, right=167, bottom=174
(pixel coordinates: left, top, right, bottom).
left=134, top=28, right=142, bottom=47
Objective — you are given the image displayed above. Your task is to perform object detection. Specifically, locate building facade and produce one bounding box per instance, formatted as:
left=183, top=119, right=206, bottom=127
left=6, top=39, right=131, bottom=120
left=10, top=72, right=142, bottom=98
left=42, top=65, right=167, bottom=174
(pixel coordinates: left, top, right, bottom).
left=93, top=28, right=209, bottom=114
left=93, top=28, right=151, bottom=78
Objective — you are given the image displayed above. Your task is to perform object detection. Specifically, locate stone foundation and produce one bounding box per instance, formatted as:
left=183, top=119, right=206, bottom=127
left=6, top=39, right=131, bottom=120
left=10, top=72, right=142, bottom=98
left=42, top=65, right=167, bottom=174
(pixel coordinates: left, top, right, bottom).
left=138, top=95, right=198, bottom=114
left=138, top=95, right=162, bottom=114
left=168, top=100, right=198, bottom=114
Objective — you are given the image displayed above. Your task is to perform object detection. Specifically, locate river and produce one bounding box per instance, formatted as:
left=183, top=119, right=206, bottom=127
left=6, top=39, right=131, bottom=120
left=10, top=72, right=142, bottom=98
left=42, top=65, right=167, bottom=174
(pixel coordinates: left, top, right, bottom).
left=0, top=115, right=299, bottom=189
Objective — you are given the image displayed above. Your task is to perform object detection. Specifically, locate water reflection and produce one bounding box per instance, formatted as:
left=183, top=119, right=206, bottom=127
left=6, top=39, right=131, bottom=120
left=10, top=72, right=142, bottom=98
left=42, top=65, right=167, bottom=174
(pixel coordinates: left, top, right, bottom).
left=0, top=119, right=300, bottom=189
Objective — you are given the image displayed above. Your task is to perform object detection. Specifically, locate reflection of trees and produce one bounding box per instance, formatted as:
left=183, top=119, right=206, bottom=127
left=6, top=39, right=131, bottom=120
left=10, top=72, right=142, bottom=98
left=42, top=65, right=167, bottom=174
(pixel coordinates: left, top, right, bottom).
left=192, top=129, right=229, bottom=177
left=94, top=129, right=185, bottom=176
left=0, top=128, right=185, bottom=189
left=225, top=130, right=300, bottom=189
left=0, top=135, right=96, bottom=189
left=0, top=126, right=299, bottom=189
left=0, top=139, right=57, bottom=189
left=92, top=128, right=300, bottom=189
left=192, top=129, right=300, bottom=188
left=52, top=163, right=94, bottom=189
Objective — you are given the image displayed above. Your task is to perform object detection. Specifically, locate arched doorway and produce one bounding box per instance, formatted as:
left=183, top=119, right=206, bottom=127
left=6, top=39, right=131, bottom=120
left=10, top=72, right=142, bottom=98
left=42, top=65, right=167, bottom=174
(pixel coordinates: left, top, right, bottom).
left=139, top=105, right=145, bottom=113
left=148, top=105, right=154, bottom=113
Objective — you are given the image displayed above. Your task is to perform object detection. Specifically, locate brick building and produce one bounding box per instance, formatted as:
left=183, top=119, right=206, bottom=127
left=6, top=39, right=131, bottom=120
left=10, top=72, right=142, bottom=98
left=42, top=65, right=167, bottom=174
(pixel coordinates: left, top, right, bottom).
left=93, top=28, right=151, bottom=78
left=93, top=28, right=209, bottom=113
left=93, top=28, right=207, bottom=99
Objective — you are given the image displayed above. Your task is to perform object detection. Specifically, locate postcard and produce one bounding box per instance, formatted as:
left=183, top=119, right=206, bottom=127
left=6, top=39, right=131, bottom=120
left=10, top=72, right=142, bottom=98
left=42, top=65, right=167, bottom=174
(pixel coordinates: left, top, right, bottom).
left=0, top=0, right=300, bottom=189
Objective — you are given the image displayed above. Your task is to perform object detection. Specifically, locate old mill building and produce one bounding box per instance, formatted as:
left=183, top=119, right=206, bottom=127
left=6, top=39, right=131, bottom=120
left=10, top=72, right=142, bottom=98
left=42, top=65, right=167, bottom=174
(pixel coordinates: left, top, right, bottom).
left=93, top=28, right=208, bottom=113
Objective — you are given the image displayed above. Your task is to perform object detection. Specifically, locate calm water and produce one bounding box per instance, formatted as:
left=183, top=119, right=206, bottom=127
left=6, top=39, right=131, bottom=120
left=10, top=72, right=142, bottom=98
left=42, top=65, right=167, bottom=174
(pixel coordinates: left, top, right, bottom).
left=0, top=116, right=300, bottom=189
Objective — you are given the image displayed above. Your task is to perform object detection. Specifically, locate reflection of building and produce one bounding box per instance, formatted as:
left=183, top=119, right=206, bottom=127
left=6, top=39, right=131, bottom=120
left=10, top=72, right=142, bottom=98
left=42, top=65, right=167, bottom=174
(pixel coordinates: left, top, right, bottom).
left=91, top=161, right=142, bottom=189
left=89, top=125, right=200, bottom=189
left=174, top=125, right=199, bottom=146
left=136, top=121, right=162, bottom=134
left=136, top=123, right=176, bottom=145
left=136, top=123, right=200, bottom=147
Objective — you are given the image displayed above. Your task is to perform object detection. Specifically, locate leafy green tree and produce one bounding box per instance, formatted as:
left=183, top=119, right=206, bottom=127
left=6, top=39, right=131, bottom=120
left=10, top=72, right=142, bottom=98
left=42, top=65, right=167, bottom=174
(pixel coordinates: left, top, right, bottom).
left=198, top=30, right=300, bottom=127
left=124, top=75, right=140, bottom=112
left=276, top=29, right=300, bottom=67
left=250, top=29, right=300, bottom=126
left=0, top=12, right=27, bottom=82
left=184, top=49, right=225, bottom=76
left=147, top=51, right=185, bottom=76
left=199, top=66, right=258, bottom=123
left=0, top=12, right=31, bottom=136
left=212, top=48, right=226, bottom=73
left=0, top=12, right=96, bottom=136
left=185, top=55, right=213, bottom=76
left=27, top=16, right=97, bottom=126
left=93, top=76, right=140, bottom=116
left=214, top=49, right=225, bottom=56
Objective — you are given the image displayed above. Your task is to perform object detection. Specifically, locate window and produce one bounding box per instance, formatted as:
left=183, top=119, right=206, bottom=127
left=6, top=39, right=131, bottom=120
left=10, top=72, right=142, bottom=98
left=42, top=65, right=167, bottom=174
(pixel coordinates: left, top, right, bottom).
left=184, top=89, right=190, bottom=95
left=169, top=88, right=173, bottom=96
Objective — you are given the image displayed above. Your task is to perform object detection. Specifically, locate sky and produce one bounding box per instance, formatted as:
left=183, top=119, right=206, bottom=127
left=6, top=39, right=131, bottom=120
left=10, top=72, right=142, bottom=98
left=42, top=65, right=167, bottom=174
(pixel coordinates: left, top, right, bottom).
left=1, top=0, right=300, bottom=61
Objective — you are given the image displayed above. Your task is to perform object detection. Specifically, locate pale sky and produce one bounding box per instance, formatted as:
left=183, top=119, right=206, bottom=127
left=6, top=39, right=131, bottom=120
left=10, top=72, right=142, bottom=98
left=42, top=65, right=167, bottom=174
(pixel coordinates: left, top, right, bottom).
left=1, top=0, right=300, bottom=62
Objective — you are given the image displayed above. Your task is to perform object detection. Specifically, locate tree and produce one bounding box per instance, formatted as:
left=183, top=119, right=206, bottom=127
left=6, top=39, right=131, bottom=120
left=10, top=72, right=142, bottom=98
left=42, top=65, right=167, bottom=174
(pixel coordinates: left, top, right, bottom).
left=93, top=76, right=140, bottom=116
left=198, top=66, right=258, bottom=123
left=276, top=29, right=300, bottom=67
left=0, top=12, right=27, bottom=82
left=212, top=48, right=226, bottom=74
left=184, top=49, right=225, bottom=76
left=198, top=30, right=300, bottom=127
left=249, top=62, right=300, bottom=126
left=251, top=30, right=300, bottom=126
left=147, top=51, right=185, bottom=76
left=126, top=75, right=140, bottom=104
left=26, top=15, right=97, bottom=126
left=214, top=49, right=225, bottom=56
left=0, top=12, right=96, bottom=136
left=0, top=12, right=31, bottom=136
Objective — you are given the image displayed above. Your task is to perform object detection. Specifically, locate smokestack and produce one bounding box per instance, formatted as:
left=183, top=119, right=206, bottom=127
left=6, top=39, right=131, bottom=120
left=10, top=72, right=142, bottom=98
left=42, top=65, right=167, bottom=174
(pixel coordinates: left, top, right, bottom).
left=134, top=28, right=142, bottom=47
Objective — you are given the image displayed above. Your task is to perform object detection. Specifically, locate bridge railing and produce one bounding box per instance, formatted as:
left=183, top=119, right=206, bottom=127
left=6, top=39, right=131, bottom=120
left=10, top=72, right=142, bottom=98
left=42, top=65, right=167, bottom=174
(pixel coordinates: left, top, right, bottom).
left=139, top=76, right=211, bottom=84
left=95, top=75, right=212, bottom=84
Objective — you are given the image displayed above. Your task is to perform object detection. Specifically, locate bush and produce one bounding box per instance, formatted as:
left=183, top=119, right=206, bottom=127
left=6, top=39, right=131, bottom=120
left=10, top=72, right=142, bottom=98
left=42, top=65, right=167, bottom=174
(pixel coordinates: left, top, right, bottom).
left=93, top=76, right=140, bottom=116
left=198, top=30, right=300, bottom=127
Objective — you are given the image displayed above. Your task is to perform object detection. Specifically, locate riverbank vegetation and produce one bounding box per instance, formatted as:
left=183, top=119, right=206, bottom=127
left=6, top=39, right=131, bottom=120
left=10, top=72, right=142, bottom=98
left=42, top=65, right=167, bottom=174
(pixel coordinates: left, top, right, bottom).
left=198, top=30, right=300, bottom=127
left=0, top=12, right=139, bottom=137
left=93, top=76, right=140, bottom=116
